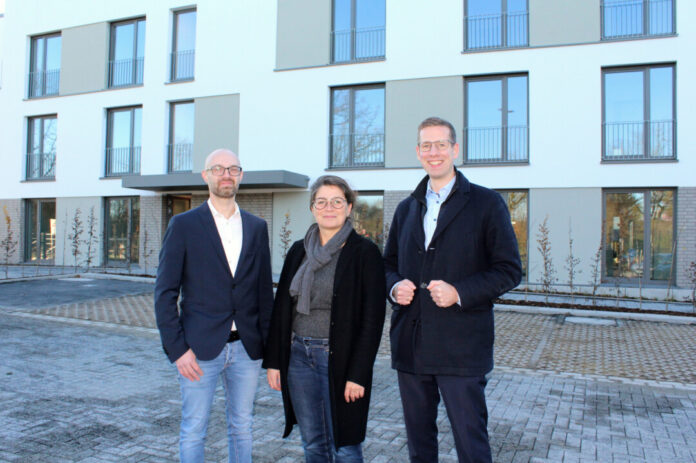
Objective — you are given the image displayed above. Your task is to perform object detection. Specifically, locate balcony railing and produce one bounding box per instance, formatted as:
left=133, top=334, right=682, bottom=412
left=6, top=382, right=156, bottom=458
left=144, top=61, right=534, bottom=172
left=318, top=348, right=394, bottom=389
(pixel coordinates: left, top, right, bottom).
left=601, top=0, right=674, bottom=39
left=26, top=152, right=56, bottom=180
left=465, top=11, right=528, bottom=50
left=171, top=50, right=195, bottom=81
left=330, top=133, right=384, bottom=168
left=465, top=126, right=528, bottom=163
left=108, top=57, right=144, bottom=88
left=106, top=146, right=141, bottom=176
left=168, top=143, right=193, bottom=172
left=28, top=69, right=60, bottom=98
left=332, top=26, right=385, bottom=63
left=603, top=120, right=675, bottom=160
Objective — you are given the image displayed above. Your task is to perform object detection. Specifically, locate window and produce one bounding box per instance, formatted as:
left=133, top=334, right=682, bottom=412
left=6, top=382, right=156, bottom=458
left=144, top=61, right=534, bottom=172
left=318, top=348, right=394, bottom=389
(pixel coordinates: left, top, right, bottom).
left=105, top=197, right=140, bottom=265
left=604, top=189, right=674, bottom=282
left=465, top=74, right=528, bottom=164
left=109, top=18, right=145, bottom=88
left=602, top=0, right=674, bottom=39
left=603, top=65, right=675, bottom=161
left=106, top=106, right=142, bottom=176
left=332, top=0, right=385, bottom=63
left=353, top=193, right=384, bottom=250
left=330, top=85, right=385, bottom=168
left=168, top=101, right=194, bottom=172
left=25, top=199, right=56, bottom=262
left=26, top=115, right=57, bottom=180
left=465, top=0, right=528, bottom=50
left=496, top=190, right=528, bottom=278
left=28, top=33, right=61, bottom=98
left=171, top=9, right=196, bottom=81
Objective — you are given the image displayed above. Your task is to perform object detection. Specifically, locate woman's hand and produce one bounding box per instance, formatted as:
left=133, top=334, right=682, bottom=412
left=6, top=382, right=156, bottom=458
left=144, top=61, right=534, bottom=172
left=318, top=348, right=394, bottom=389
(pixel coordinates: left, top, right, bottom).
left=267, top=368, right=281, bottom=391
left=344, top=381, right=365, bottom=403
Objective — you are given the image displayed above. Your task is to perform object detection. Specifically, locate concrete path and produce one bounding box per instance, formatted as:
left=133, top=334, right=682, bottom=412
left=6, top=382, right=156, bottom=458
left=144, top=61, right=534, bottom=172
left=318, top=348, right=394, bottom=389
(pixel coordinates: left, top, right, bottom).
left=1, top=278, right=695, bottom=462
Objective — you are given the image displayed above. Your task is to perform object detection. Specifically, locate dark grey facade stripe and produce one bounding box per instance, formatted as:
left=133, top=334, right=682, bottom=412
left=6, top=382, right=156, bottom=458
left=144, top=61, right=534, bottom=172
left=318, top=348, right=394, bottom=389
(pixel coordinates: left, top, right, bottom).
left=121, top=170, right=309, bottom=192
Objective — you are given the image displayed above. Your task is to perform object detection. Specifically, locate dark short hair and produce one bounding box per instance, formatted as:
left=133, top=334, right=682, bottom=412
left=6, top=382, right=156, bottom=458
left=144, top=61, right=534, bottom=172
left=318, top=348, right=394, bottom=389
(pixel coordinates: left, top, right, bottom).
left=309, top=175, right=356, bottom=207
left=417, top=116, right=456, bottom=144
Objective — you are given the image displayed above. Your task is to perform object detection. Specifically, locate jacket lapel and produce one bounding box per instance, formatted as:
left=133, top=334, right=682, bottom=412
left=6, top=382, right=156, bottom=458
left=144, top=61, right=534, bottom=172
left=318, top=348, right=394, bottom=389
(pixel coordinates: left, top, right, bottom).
left=234, top=210, right=254, bottom=277
left=333, top=230, right=357, bottom=287
left=197, top=202, right=233, bottom=279
left=428, top=171, right=471, bottom=247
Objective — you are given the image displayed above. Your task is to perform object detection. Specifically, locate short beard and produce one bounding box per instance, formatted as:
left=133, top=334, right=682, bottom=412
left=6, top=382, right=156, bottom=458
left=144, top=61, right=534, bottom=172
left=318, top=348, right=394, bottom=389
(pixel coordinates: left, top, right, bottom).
left=210, top=183, right=238, bottom=199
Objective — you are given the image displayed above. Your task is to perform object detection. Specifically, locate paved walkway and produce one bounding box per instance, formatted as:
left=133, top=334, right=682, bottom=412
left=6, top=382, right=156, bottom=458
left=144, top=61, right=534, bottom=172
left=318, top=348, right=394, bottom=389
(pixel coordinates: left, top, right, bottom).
left=1, top=279, right=696, bottom=462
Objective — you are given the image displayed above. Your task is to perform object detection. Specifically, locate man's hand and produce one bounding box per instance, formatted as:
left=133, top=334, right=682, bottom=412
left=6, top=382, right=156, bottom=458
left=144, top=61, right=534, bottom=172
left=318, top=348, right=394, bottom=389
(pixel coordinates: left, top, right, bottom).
left=344, top=381, right=365, bottom=403
left=175, top=349, right=203, bottom=381
left=392, top=279, right=417, bottom=305
left=267, top=368, right=281, bottom=391
left=426, top=280, right=459, bottom=308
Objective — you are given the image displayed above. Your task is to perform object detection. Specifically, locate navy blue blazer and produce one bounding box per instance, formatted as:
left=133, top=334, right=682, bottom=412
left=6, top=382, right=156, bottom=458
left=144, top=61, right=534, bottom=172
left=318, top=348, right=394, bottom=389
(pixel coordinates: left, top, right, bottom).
left=154, top=202, right=274, bottom=363
left=384, top=171, right=522, bottom=376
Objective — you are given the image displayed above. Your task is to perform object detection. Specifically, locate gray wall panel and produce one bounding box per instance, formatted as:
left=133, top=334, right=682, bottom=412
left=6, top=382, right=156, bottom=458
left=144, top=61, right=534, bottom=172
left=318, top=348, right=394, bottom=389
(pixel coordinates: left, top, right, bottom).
left=276, top=0, right=331, bottom=69
left=385, top=77, right=463, bottom=168
left=529, top=0, right=599, bottom=46
left=59, top=23, right=108, bottom=95
left=192, top=94, right=240, bottom=171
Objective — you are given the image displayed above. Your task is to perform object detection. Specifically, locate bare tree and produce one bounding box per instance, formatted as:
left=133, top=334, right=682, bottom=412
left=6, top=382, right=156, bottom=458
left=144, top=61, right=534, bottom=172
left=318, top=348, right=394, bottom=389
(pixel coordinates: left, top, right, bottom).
left=536, top=216, right=556, bottom=303
left=279, top=212, right=293, bottom=259
left=687, top=259, right=696, bottom=311
left=564, top=220, right=581, bottom=304
left=67, top=208, right=84, bottom=271
left=1, top=206, right=18, bottom=278
left=141, top=227, right=157, bottom=275
left=84, top=206, right=99, bottom=269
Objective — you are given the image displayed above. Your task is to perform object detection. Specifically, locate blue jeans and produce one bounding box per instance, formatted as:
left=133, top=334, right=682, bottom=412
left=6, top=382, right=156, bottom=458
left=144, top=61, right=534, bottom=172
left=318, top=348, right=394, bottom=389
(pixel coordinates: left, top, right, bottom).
left=178, top=340, right=262, bottom=463
left=287, top=335, right=363, bottom=463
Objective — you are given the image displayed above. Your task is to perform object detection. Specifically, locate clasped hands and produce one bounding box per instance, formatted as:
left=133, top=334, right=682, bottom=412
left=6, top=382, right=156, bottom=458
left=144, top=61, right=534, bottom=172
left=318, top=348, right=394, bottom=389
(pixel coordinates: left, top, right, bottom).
left=392, top=279, right=459, bottom=308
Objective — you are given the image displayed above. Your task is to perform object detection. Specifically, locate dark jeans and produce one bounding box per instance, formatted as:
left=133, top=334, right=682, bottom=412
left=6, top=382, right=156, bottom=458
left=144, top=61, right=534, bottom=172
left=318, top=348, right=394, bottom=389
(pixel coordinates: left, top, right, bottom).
left=287, top=335, right=363, bottom=463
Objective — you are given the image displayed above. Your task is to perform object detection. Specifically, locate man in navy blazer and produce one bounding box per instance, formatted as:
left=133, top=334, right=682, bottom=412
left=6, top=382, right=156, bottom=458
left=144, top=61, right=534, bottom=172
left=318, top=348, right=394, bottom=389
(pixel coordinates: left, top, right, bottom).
left=155, top=149, right=273, bottom=463
left=384, top=117, right=522, bottom=462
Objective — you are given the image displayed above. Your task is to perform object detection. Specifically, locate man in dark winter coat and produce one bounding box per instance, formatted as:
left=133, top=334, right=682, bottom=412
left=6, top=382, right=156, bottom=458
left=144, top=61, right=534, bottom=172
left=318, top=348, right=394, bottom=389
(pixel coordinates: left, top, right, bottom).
left=384, top=117, right=522, bottom=463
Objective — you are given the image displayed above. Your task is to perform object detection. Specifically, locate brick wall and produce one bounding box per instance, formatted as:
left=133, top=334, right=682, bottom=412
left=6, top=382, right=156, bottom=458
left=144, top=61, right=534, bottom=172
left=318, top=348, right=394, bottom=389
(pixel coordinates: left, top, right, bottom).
left=677, top=187, right=696, bottom=288
left=139, top=195, right=165, bottom=274
left=237, top=193, right=273, bottom=233
left=383, top=190, right=411, bottom=239
left=0, top=199, right=23, bottom=264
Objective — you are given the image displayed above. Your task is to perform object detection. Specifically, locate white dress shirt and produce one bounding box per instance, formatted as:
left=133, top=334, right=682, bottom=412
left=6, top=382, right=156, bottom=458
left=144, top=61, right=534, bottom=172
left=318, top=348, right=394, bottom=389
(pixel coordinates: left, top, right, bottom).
left=208, top=199, right=243, bottom=331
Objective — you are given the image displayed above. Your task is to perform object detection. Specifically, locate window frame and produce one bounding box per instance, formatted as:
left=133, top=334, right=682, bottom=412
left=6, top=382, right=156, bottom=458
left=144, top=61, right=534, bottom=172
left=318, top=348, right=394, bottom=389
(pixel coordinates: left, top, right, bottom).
left=108, top=17, right=146, bottom=88
left=105, top=106, right=142, bottom=177
left=28, top=32, right=61, bottom=98
left=463, top=0, right=529, bottom=51
left=495, top=189, right=529, bottom=280
left=24, top=198, right=56, bottom=263
left=168, top=100, right=195, bottom=173
left=26, top=114, right=57, bottom=181
left=170, top=8, right=196, bottom=82
left=104, top=196, right=140, bottom=266
left=331, top=0, right=386, bottom=63
left=600, top=0, right=675, bottom=40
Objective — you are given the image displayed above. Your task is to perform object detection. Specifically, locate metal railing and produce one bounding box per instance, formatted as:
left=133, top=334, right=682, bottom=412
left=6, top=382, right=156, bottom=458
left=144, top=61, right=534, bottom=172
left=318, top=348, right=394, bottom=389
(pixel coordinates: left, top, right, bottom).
left=25, top=152, right=56, bottom=179
left=603, top=120, right=675, bottom=160
left=108, top=57, right=144, bottom=87
left=28, top=69, right=60, bottom=98
left=465, top=11, right=528, bottom=50
left=464, top=126, right=528, bottom=163
left=601, top=0, right=674, bottom=39
left=332, top=26, right=385, bottom=63
left=171, top=50, right=195, bottom=81
left=168, top=143, right=193, bottom=172
left=105, top=146, right=141, bottom=176
left=330, top=133, right=384, bottom=168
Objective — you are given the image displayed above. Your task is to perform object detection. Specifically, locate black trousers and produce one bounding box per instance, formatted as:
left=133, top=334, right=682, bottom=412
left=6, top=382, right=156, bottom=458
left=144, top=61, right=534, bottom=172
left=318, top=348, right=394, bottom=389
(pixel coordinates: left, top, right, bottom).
left=397, top=370, right=491, bottom=463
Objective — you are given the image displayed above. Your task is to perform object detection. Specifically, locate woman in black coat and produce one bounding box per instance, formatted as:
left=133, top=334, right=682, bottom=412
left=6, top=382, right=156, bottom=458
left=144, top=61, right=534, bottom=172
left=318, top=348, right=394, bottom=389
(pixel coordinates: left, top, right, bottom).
left=264, top=175, right=386, bottom=462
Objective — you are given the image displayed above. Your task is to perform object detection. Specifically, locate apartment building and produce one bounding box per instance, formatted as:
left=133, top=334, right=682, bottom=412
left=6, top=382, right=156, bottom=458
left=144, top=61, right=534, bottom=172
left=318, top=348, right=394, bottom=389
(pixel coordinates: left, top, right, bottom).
left=0, top=0, right=693, bottom=296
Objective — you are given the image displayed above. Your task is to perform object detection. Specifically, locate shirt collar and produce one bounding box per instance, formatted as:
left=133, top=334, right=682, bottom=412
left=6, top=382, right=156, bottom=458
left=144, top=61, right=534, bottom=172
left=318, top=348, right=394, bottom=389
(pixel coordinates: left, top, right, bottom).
left=207, top=198, right=240, bottom=220
left=426, top=175, right=456, bottom=198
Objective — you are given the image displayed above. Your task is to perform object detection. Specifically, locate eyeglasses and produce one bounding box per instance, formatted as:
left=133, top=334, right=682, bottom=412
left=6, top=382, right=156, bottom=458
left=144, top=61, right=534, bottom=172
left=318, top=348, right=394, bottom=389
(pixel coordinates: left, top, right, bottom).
left=419, top=140, right=453, bottom=152
left=312, top=197, right=347, bottom=210
left=207, top=165, right=243, bottom=177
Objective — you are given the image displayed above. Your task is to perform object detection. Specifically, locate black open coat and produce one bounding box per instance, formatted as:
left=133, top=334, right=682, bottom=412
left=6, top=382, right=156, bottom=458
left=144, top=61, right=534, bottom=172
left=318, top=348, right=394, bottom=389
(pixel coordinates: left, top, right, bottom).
left=263, top=230, right=386, bottom=448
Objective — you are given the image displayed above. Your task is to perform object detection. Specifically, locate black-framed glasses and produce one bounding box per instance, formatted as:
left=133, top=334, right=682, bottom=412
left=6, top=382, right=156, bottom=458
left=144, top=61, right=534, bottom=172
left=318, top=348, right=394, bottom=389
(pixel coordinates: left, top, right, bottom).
left=419, top=140, right=453, bottom=152
left=313, top=197, right=347, bottom=210
left=207, top=165, right=243, bottom=177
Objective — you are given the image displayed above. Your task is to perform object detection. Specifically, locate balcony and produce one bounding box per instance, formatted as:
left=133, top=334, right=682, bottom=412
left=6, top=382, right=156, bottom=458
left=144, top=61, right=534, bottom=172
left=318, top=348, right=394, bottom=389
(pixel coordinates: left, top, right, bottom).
left=603, top=120, right=675, bottom=161
left=168, top=143, right=193, bottom=172
left=465, top=11, right=528, bottom=50
left=108, top=57, right=144, bottom=88
left=332, top=26, right=385, bottom=63
left=171, top=50, right=195, bottom=81
left=28, top=69, right=60, bottom=98
left=25, top=152, right=56, bottom=180
left=106, top=146, right=141, bottom=176
left=330, top=133, right=384, bottom=168
left=464, top=126, right=528, bottom=164
left=601, top=0, right=674, bottom=39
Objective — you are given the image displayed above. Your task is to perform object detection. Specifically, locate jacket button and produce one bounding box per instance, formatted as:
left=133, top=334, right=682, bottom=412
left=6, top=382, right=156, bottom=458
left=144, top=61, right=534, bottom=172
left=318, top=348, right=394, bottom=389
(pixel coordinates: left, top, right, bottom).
left=330, top=351, right=334, bottom=355
left=331, top=322, right=335, bottom=326
left=231, top=283, right=236, bottom=289
left=232, top=309, right=237, bottom=315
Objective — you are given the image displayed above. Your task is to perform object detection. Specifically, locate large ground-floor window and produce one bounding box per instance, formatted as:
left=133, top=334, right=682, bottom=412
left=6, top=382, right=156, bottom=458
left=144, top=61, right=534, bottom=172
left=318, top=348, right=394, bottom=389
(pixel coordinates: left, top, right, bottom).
left=496, top=190, right=528, bottom=279
left=604, top=189, right=674, bottom=282
left=105, top=197, right=140, bottom=265
left=24, top=199, right=56, bottom=262
left=353, top=193, right=384, bottom=250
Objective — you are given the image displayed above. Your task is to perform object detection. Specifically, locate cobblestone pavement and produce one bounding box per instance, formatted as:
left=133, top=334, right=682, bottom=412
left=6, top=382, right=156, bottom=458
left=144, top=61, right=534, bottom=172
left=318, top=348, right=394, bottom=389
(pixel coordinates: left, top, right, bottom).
left=1, top=282, right=696, bottom=462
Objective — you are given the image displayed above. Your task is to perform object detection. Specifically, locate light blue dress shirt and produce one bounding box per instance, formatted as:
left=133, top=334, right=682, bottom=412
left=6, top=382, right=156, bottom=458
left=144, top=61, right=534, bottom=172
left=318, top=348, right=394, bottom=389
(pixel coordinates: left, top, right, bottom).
left=423, top=176, right=456, bottom=248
